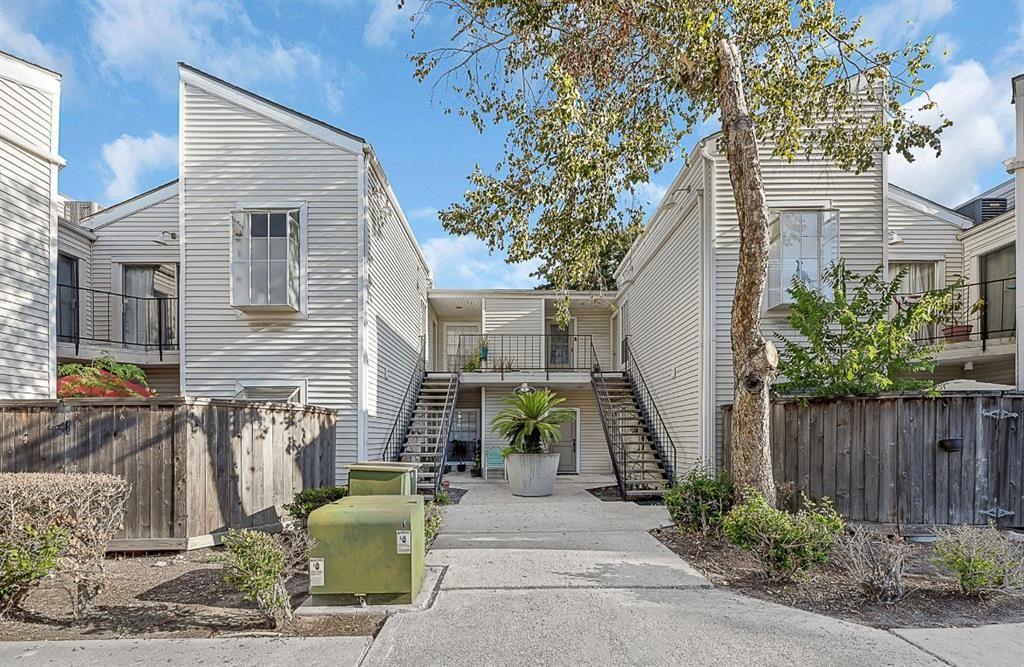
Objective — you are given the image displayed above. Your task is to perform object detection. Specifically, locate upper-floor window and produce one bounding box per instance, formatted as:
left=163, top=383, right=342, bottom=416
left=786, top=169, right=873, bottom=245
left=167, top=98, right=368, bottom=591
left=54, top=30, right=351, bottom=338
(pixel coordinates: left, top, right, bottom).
left=767, top=209, right=839, bottom=309
left=230, top=210, right=300, bottom=310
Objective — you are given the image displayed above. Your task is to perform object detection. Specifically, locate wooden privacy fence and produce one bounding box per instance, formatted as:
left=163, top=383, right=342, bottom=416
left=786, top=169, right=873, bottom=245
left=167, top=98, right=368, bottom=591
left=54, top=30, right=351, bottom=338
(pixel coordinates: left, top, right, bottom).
left=723, top=392, right=1024, bottom=531
left=0, top=398, right=335, bottom=550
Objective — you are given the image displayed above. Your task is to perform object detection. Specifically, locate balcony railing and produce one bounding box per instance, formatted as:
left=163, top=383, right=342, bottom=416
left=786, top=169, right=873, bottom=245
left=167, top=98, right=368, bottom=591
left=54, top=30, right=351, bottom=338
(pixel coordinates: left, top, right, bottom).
left=895, top=277, right=1016, bottom=348
left=450, top=333, right=594, bottom=378
left=57, top=284, right=178, bottom=359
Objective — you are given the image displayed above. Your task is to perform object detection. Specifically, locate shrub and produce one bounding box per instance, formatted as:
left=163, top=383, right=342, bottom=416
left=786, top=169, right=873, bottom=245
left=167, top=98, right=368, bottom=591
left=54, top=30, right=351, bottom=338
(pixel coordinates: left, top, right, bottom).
left=664, top=466, right=734, bottom=534
left=425, top=502, right=444, bottom=548
left=837, top=526, right=911, bottom=604
left=930, top=524, right=1024, bottom=597
left=722, top=491, right=844, bottom=580
left=0, top=473, right=130, bottom=618
left=0, top=524, right=66, bottom=617
left=57, top=355, right=154, bottom=398
left=283, top=486, right=347, bottom=523
left=222, top=529, right=313, bottom=628
left=433, top=488, right=451, bottom=506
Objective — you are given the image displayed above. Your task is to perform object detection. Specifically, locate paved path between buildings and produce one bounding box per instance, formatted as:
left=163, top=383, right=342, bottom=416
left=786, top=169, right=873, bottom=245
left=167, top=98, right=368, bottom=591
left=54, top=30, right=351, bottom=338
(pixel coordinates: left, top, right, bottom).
left=362, top=475, right=1014, bottom=667
left=3, top=475, right=1019, bottom=665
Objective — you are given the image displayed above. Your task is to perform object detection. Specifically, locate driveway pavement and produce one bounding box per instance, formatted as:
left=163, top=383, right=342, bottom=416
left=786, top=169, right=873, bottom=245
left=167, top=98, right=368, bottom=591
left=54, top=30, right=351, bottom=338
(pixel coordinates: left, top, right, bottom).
left=361, top=476, right=949, bottom=666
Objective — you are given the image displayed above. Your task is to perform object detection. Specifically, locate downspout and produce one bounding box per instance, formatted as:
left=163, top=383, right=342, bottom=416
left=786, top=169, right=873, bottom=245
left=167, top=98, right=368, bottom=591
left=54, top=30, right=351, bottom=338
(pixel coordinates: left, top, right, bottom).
left=698, top=140, right=717, bottom=467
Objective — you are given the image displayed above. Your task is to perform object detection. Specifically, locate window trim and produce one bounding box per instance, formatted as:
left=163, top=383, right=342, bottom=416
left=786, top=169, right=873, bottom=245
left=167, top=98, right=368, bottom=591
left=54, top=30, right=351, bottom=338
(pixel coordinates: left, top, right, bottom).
left=229, top=203, right=308, bottom=316
left=766, top=208, right=840, bottom=311
left=232, top=379, right=308, bottom=405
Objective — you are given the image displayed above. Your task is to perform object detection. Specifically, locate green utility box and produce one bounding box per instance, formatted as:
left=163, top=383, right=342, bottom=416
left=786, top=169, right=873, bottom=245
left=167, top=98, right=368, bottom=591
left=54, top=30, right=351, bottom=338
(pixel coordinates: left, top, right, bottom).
left=346, top=462, right=420, bottom=496
left=307, top=495, right=425, bottom=605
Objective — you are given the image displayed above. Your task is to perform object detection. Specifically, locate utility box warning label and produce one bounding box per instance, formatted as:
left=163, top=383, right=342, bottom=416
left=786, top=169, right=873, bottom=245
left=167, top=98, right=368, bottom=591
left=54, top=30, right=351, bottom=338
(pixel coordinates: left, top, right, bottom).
left=396, top=530, right=412, bottom=554
left=309, top=558, right=324, bottom=586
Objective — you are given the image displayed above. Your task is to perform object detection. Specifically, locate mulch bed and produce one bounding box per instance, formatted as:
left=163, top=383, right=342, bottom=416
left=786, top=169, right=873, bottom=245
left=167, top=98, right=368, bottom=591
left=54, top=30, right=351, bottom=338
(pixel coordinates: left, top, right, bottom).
left=438, top=486, right=468, bottom=505
left=587, top=485, right=664, bottom=506
left=0, top=549, right=384, bottom=641
left=652, top=525, right=1024, bottom=629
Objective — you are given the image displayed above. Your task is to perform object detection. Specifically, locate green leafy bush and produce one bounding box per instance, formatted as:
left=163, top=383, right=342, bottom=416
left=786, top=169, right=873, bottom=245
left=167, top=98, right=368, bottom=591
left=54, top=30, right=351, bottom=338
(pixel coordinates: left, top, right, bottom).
left=0, top=472, right=130, bottom=618
left=222, top=529, right=313, bottom=628
left=722, top=492, right=844, bottom=580
left=930, top=524, right=1024, bottom=597
left=0, top=524, right=66, bottom=617
left=664, top=466, right=734, bottom=535
left=283, top=486, right=347, bottom=523
left=433, top=488, right=451, bottom=506
left=775, top=261, right=954, bottom=397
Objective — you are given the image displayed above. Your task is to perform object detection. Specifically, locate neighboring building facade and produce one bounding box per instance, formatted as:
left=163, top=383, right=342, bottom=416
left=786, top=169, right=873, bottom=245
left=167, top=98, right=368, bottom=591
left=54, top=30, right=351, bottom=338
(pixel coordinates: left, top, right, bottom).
left=0, top=52, right=62, bottom=399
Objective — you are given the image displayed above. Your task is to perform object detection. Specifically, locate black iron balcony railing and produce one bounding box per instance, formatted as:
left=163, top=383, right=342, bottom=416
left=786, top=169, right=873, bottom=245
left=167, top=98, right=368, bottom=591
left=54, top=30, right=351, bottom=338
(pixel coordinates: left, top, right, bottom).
left=895, top=277, right=1016, bottom=349
left=56, top=284, right=178, bottom=359
left=450, top=333, right=594, bottom=378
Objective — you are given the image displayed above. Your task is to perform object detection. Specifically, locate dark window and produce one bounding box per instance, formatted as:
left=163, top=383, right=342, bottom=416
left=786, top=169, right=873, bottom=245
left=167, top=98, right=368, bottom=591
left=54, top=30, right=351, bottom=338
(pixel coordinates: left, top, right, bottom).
left=57, top=254, right=79, bottom=342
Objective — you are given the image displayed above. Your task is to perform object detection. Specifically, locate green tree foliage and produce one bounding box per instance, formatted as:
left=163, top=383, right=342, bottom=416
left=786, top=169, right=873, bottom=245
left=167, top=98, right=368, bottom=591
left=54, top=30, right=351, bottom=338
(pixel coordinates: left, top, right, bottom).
left=774, top=261, right=953, bottom=397
left=532, top=224, right=639, bottom=291
left=412, top=0, right=946, bottom=308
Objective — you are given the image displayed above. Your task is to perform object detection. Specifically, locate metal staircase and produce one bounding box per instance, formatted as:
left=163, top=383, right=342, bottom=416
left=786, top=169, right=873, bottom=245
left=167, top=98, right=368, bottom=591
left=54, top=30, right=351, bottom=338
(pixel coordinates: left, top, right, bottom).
left=591, top=340, right=676, bottom=499
left=394, top=372, right=460, bottom=494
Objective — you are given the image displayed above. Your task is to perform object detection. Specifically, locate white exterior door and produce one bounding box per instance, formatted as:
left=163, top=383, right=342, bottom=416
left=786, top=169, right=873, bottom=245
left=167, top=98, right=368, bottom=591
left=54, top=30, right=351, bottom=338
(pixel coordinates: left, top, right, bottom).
left=551, top=408, right=579, bottom=474
left=445, top=323, right=481, bottom=370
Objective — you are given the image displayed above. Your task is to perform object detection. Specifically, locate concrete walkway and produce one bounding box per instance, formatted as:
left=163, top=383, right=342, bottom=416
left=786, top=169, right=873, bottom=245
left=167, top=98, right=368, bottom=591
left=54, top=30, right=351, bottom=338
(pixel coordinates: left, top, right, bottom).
left=362, top=476, right=949, bottom=666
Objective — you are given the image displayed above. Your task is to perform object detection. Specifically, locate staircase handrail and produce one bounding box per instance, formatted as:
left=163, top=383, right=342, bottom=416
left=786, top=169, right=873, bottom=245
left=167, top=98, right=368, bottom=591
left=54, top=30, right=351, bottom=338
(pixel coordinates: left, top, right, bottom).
left=589, top=341, right=627, bottom=499
left=433, top=372, right=461, bottom=494
left=622, top=337, right=678, bottom=484
left=382, top=348, right=425, bottom=462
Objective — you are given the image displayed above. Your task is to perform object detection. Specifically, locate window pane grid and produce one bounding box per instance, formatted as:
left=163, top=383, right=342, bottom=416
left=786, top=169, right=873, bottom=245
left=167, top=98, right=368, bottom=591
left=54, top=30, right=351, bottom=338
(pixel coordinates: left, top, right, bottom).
left=232, top=209, right=300, bottom=308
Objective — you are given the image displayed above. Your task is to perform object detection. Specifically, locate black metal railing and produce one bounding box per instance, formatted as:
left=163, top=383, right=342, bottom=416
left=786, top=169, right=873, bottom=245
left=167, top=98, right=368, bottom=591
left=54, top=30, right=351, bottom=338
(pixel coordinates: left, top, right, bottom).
left=451, top=333, right=594, bottom=378
left=432, top=371, right=461, bottom=495
left=590, top=340, right=627, bottom=499
left=895, top=277, right=1016, bottom=348
left=56, top=284, right=178, bottom=360
left=621, top=337, right=678, bottom=485
left=382, top=341, right=426, bottom=463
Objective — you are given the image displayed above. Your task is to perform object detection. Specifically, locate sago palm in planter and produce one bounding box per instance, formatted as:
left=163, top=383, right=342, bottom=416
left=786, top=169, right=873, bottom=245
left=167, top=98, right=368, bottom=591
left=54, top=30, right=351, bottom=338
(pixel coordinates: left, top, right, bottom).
left=491, top=388, right=574, bottom=497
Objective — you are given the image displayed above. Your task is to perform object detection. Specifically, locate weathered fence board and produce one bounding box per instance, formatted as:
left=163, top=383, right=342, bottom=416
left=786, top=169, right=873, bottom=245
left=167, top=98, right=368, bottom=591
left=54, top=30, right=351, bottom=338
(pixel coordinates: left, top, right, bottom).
left=723, top=392, right=1024, bottom=530
left=0, top=398, right=335, bottom=550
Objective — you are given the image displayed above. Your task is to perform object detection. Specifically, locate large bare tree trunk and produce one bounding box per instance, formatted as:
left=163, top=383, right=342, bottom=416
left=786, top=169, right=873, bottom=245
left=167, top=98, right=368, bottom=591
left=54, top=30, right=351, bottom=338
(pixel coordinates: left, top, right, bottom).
left=716, top=39, right=777, bottom=504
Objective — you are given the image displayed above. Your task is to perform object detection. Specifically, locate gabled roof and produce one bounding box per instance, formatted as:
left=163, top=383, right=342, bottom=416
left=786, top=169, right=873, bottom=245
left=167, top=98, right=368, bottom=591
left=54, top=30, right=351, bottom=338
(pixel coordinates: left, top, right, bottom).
left=888, top=184, right=974, bottom=229
left=955, top=178, right=1014, bottom=210
left=178, top=63, right=365, bottom=153
left=82, top=180, right=178, bottom=230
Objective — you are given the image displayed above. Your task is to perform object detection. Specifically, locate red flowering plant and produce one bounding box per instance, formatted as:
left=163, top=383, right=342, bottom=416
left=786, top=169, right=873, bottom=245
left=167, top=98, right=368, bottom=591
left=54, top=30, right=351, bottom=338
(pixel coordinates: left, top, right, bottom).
left=57, top=355, right=155, bottom=398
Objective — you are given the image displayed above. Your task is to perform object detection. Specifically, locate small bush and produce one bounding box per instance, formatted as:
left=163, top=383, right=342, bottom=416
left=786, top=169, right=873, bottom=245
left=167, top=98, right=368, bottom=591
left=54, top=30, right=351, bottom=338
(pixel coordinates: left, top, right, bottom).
left=837, top=527, right=911, bottom=604
left=283, top=486, right=347, bottom=523
left=722, top=491, right=844, bottom=580
left=425, top=502, right=444, bottom=548
left=0, top=473, right=130, bottom=618
left=0, top=524, right=66, bottom=617
left=664, top=466, right=734, bottom=534
left=930, top=524, right=1024, bottom=597
left=222, top=529, right=313, bottom=628
left=433, top=488, right=451, bottom=506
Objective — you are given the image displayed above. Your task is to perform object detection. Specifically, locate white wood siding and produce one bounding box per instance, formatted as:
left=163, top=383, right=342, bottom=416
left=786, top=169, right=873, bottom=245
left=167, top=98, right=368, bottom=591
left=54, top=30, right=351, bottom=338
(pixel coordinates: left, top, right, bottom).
left=481, top=383, right=611, bottom=474
left=709, top=136, right=886, bottom=461
left=484, top=297, right=544, bottom=365
left=573, top=307, right=613, bottom=369
left=89, top=192, right=180, bottom=343
left=364, top=161, right=430, bottom=460
left=887, top=196, right=963, bottom=287
left=56, top=221, right=94, bottom=342
left=0, top=60, right=59, bottom=399
left=616, top=153, right=709, bottom=471
left=180, top=81, right=361, bottom=482
left=960, top=213, right=1015, bottom=284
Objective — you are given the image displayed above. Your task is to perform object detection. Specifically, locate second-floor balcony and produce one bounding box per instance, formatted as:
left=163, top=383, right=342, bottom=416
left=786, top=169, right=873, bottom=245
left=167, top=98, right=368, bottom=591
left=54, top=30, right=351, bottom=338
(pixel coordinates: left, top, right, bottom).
left=896, top=276, right=1016, bottom=355
left=57, top=284, right=179, bottom=363
left=449, top=333, right=595, bottom=379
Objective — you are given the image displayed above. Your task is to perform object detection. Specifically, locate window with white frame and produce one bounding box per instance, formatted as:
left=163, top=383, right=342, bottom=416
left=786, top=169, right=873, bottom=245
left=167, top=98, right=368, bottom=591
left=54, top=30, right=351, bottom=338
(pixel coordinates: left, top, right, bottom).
left=767, top=209, right=839, bottom=309
left=230, top=209, right=300, bottom=309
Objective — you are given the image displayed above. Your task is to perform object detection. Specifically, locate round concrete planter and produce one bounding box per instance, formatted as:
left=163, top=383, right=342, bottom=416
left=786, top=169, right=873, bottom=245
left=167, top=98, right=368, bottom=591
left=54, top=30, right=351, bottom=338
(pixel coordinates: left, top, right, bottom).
left=505, top=452, right=560, bottom=497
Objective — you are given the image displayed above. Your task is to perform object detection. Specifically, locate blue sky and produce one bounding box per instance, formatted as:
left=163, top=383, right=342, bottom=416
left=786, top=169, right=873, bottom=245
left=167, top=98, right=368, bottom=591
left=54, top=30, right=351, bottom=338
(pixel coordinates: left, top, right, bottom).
left=2, top=0, right=1022, bottom=288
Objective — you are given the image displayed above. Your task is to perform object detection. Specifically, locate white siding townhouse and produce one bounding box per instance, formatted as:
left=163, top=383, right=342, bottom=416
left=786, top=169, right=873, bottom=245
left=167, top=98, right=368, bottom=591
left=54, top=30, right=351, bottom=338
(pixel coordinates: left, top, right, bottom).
left=2, top=50, right=1020, bottom=495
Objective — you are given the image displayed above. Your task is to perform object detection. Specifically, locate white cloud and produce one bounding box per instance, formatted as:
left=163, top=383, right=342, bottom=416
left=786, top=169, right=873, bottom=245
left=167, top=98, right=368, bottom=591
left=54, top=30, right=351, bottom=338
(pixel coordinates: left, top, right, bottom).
left=88, top=0, right=356, bottom=108
left=888, top=60, right=1014, bottom=206
left=421, top=236, right=540, bottom=289
left=632, top=181, right=668, bottom=207
left=859, top=0, right=954, bottom=47
left=363, top=0, right=410, bottom=48
left=0, top=6, right=74, bottom=83
left=100, top=132, right=178, bottom=202
left=410, top=206, right=439, bottom=220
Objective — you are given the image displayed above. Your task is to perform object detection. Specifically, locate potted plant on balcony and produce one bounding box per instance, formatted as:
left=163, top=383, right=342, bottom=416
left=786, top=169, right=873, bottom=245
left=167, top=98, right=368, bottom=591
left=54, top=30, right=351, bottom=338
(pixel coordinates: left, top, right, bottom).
left=941, top=292, right=984, bottom=343
left=478, top=336, right=489, bottom=362
left=491, top=388, right=573, bottom=497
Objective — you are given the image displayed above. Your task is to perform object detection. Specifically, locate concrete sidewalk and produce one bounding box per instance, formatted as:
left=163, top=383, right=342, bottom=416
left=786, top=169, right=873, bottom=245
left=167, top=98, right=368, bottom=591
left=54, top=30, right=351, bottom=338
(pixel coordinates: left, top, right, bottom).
left=361, top=476, right=946, bottom=666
